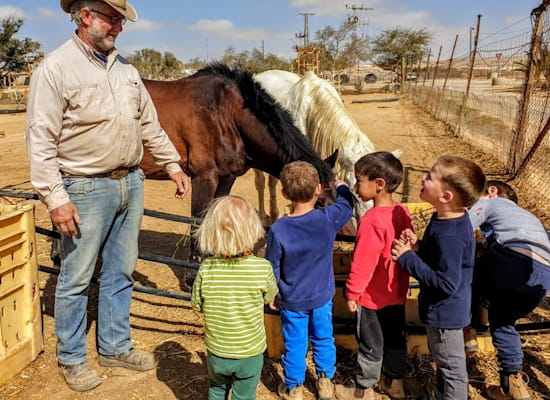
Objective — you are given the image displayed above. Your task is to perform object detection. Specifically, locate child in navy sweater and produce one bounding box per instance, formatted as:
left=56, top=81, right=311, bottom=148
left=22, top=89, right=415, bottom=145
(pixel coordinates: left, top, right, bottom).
left=265, top=161, right=353, bottom=400
left=391, top=155, right=485, bottom=400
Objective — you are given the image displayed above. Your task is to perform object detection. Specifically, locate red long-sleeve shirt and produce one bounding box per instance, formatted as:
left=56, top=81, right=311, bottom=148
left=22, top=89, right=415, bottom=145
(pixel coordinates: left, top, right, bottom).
left=346, top=203, right=413, bottom=309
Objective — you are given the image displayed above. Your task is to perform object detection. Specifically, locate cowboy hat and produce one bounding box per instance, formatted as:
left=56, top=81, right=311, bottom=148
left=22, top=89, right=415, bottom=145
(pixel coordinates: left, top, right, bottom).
left=60, top=0, right=138, bottom=22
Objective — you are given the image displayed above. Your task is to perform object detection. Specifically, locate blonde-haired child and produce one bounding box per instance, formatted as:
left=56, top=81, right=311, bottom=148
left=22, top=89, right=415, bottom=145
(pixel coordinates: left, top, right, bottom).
left=191, top=195, right=278, bottom=400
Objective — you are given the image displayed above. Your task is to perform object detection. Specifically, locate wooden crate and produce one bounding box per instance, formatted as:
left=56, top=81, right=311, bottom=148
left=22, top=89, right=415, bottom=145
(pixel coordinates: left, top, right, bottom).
left=0, top=202, right=43, bottom=386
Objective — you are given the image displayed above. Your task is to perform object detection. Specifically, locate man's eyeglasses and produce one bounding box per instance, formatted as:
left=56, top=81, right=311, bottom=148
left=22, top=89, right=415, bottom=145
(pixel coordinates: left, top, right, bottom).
left=90, top=9, right=127, bottom=25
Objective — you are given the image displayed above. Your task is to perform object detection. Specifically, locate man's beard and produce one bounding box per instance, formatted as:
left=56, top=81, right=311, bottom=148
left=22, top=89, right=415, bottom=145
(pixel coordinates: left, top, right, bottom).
left=87, top=20, right=116, bottom=52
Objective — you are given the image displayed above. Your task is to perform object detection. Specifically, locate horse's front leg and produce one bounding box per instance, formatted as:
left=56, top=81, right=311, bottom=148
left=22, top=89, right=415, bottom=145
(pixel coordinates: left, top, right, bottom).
left=186, top=173, right=219, bottom=282
left=214, top=175, right=237, bottom=198
left=254, top=169, right=270, bottom=225
left=268, top=175, right=279, bottom=222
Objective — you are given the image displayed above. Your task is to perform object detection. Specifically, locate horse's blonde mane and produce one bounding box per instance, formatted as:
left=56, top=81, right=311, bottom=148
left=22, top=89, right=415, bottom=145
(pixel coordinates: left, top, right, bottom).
left=285, top=72, right=375, bottom=179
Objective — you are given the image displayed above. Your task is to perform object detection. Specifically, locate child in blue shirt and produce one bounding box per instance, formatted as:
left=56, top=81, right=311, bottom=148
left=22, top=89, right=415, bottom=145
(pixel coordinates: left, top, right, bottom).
left=467, top=181, right=550, bottom=399
left=265, top=161, right=353, bottom=400
left=391, top=155, right=485, bottom=400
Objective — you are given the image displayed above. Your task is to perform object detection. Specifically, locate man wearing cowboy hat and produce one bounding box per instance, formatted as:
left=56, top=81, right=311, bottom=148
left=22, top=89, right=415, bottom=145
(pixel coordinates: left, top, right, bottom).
left=26, top=0, right=190, bottom=392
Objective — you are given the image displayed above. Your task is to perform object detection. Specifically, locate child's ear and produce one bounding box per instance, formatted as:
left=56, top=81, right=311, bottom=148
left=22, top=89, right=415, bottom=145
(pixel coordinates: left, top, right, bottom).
left=375, top=177, right=386, bottom=191
left=486, top=185, right=499, bottom=199
left=440, top=189, right=454, bottom=204
left=314, top=183, right=322, bottom=196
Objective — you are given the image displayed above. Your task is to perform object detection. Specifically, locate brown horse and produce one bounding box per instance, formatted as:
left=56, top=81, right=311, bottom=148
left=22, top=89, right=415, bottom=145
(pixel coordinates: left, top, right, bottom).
left=140, top=64, right=336, bottom=255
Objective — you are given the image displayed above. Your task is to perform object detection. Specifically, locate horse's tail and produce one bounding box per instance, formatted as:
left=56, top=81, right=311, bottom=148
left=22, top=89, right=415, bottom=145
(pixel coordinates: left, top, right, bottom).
left=195, top=64, right=333, bottom=184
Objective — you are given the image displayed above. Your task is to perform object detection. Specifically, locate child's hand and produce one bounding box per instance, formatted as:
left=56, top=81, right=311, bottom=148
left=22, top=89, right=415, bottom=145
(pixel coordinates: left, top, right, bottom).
left=391, top=238, right=412, bottom=261
left=268, top=298, right=279, bottom=311
left=335, top=179, right=348, bottom=188
left=400, top=228, right=418, bottom=246
left=346, top=300, right=357, bottom=313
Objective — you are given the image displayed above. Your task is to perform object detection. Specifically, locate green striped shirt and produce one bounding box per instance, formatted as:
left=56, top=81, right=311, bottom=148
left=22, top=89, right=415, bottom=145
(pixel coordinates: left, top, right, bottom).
left=191, top=255, right=278, bottom=358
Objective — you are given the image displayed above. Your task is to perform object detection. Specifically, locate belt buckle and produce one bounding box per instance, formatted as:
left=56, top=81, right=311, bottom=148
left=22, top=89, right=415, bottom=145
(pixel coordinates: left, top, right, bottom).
left=107, top=168, right=129, bottom=179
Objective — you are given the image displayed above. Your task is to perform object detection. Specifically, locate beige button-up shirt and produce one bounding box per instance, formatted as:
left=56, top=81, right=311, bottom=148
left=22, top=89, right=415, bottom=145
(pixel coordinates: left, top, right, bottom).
left=26, top=33, right=182, bottom=211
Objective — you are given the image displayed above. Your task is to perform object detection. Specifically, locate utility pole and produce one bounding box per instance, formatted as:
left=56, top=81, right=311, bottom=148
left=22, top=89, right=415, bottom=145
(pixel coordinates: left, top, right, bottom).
left=345, top=4, right=374, bottom=33
left=345, top=4, right=374, bottom=85
left=261, top=39, right=265, bottom=70
left=296, top=13, right=314, bottom=47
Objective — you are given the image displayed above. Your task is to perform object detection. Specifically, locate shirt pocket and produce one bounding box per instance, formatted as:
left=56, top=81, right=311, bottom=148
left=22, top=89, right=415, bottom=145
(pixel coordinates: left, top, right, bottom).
left=120, top=80, right=141, bottom=119
left=66, top=83, right=107, bottom=124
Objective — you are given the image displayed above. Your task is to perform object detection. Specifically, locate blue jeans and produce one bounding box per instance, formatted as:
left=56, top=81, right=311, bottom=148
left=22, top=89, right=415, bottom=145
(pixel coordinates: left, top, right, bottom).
left=207, top=352, right=263, bottom=400
left=475, top=246, right=550, bottom=373
left=426, top=326, right=468, bottom=400
left=55, top=169, right=144, bottom=365
left=280, top=300, right=335, bottom=389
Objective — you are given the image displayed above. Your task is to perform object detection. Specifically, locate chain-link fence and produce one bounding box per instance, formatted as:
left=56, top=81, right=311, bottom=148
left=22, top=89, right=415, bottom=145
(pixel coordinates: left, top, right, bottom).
left=404, top=1, right=550, bottom=226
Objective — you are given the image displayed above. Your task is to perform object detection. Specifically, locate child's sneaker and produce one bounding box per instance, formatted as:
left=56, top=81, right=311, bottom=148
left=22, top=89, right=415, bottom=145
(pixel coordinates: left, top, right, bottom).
left=378, top=374, right=405, bottom=399
left=316, top=372, right=335, bottom=399
left=463, top=326, right=479, bottom=352
left=278, top=382, right=304, bottom=400
left=334, top=382, right=374, bottom=400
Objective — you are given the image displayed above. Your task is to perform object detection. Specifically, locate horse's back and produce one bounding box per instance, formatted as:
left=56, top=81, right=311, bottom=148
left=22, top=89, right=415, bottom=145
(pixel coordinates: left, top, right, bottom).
left=141, top=75, right=248, bottom=179
left=253, top=70, right=300, bottom=104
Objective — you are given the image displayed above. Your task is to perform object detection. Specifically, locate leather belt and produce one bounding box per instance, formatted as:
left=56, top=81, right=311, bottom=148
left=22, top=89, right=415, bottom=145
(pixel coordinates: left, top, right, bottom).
left=509, top=246, right=550, bottom=266
left=62, top=166, right=139, bottom=180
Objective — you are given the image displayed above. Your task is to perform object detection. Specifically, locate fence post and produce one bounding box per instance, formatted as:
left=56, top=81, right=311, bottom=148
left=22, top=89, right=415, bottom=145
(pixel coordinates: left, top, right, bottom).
left=437, top=35, right=458, bottom=122
left=423, top=47, right=431, bottom=86
left=508, top=1, right=548, bottom=176
left=431, top=46, right=442, bottom=88
left=429, top=46, right=443, bottom=115
left=456, top=14, right=481, bottom=137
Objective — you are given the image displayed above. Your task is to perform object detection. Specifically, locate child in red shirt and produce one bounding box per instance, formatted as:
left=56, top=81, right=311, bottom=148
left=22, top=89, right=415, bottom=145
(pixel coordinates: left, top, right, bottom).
left=335, top=151, right=413, bottom=400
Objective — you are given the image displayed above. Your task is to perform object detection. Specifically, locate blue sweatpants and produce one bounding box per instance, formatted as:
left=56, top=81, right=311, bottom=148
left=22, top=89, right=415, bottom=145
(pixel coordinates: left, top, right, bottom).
left=279, top=300, right=335, bottom=389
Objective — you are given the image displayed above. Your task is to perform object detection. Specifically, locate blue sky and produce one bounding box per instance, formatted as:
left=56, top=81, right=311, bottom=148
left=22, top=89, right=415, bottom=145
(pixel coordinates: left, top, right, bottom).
left=1, top=1, right=541, bottom=63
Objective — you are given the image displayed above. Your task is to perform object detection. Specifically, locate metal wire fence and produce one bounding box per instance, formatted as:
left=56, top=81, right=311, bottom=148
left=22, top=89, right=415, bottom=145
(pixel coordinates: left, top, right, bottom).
left=403, top=2, right=550, bottom=226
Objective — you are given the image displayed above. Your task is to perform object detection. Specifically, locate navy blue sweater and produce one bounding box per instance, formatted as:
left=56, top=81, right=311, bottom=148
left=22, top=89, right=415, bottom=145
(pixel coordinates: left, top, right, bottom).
left=265, top=185, right=354, bottom=311
left=397, top=212, right=475, bottom=329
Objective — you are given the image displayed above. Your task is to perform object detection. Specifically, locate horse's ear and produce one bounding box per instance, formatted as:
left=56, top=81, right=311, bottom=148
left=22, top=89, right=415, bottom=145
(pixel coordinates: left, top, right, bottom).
left=324, top=150, right=339, bottom=169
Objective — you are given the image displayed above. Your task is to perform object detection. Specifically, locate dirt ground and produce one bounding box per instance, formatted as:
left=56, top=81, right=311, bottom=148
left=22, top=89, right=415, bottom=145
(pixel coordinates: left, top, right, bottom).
left=0, top=93, right=549, bottom=399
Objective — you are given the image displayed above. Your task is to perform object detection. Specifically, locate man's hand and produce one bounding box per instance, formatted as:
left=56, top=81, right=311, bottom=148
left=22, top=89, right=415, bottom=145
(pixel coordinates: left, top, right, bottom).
left=50, top=202, right=81, bottom=236
left=170, top=171, right=190, bottom=199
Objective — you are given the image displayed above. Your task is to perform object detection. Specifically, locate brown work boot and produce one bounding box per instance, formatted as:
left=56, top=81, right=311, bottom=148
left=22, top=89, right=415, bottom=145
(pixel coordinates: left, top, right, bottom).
left=98, top=348, right=158, bottom=371
left=316, top=373, right=335, bottom=400
left=486, top=372, right=531, bottom=400
left=334, top=382, right=374, bottom=400
left=59, top=362, right=102, bottom=392
left=464, top=326, right=479, bottom=353
left=378, top=374, right=405, bottom=399
left=278, top=383, right=304, bottom=400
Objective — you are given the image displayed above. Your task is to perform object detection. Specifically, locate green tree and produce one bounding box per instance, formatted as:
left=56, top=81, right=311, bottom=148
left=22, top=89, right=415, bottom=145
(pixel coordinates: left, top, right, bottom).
left=0, top=17, right=41, bottom=74
left=184, top=57, right=207, bottom=71
left=220, top=46, right=290, bottom=73
left=127, top=48, right=183, bottom=79
left=371, top=27, right=433, bottom=73
left=161, top=51, right=183, bottom=79
left=311, top=20, right=368, bottom=76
